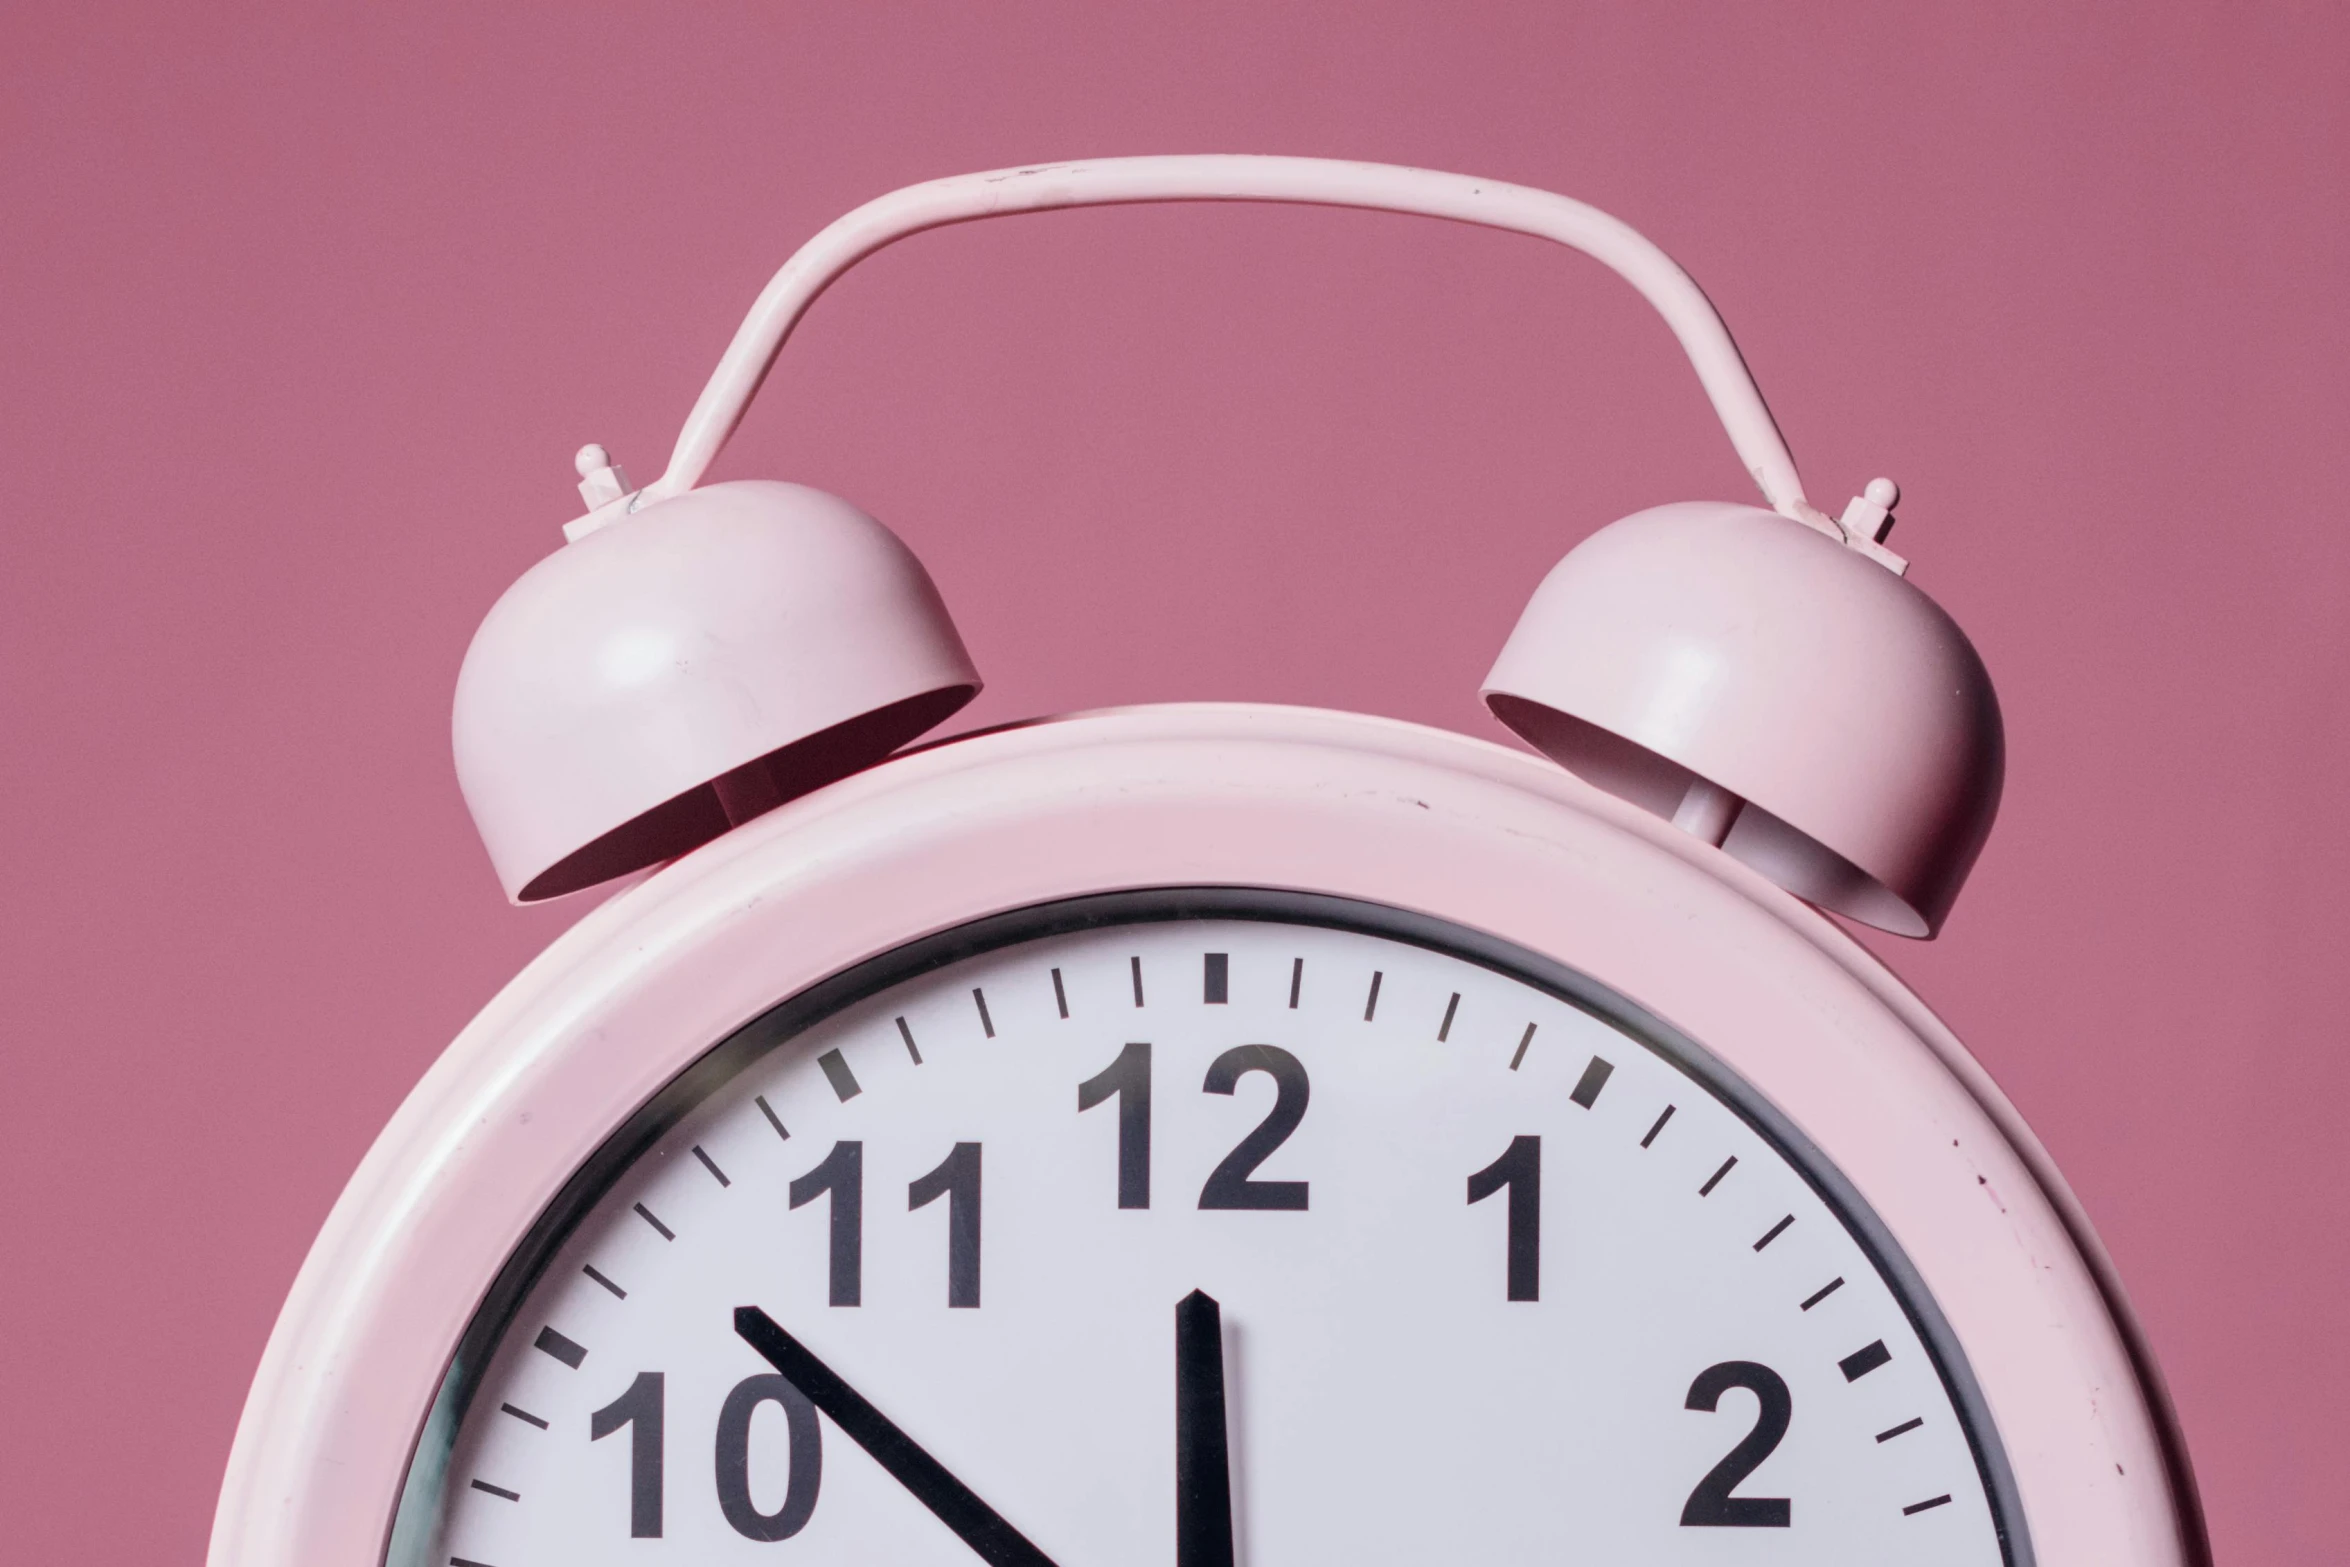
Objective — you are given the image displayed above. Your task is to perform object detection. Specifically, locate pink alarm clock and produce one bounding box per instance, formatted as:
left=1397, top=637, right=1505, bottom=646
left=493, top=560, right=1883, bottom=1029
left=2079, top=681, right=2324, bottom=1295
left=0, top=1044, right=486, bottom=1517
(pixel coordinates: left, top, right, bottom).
left=208, top=157, right=2205, bottom=1567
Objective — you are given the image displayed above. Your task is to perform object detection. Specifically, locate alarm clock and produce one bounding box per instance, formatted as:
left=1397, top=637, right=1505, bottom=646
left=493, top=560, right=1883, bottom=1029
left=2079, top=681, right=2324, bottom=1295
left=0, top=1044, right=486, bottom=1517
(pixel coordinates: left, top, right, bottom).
left=207, top=158, right=2206, bottom=1567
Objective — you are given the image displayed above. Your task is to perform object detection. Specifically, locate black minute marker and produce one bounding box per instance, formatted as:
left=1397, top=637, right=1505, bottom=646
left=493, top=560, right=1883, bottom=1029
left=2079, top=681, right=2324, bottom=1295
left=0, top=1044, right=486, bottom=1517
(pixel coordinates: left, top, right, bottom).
left=1132, top=956, right=1146, bottom=1007
left=1437, top=992, right=1460, bottom=1041
left=1287, top=957, right=1302, bottom=1008
left=973, top=988, right=996, bottom=1038
left=1699, top=1156, right=1737, bottom=1196
left=1052, top=967, right=1069, bottom=1019
left=1363, top=971, right=1383, bottom=1021
left=897, top=1016, right=923, bottom=1064
left=1839, top=1339, right=1893, bottom=1381
left=819, top=1048, right=862, bottom=1101
left=692, top=1145, right=731, bottom=1187
left=1753, top=1215, right=1794, bottom=1251
left=1641, top=1105, right=1675, bottom=1147
left=755, top=1095, right=790, bottom=1141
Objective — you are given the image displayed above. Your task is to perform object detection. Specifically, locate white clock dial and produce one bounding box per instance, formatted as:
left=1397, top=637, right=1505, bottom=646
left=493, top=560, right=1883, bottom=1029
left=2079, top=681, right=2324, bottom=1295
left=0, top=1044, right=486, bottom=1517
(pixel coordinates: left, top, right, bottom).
left=395, top=893, right=2022, bottom=1567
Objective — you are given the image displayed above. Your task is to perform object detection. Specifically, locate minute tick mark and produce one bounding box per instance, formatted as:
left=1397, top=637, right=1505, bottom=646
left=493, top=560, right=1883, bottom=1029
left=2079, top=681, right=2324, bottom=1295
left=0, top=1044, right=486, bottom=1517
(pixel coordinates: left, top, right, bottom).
left=897, top=1016, right=923, bottom=1064
left=819, top=1048, right=862, bottom=1101
left=1437, top=991, right=1459, bottom=1041
left=583, top=1264, right=627, bottom=1300
left=1363, top=971, right=1383, bottom=1021
left=1903, top=1494, right=1953, bottom=1516
left=1641, top=1104, right=1675, bottom=1147
left=691, top=1145, right=731, bottom=1187
left=973, top=988, right=995, bottom=1037
left=1508, top=1022, right=1536, bottom=1071
left=499, top=1402, right=548, bottom=1430
left=1698, top=1156, right=1737, bottom=1196
left=755, top=1095, right=790, bottom=1141
left=1839, top=1339, right=1893, bottom=1381
left=470, top=1480, right=520, bottom=1502
left=1052, top=967, right=1069, bottom=1019
left=1132, top=956, right=1145, bottom=1007
left=1799, top=1277, right=1844, bottom=1311
left=633, top=1202, right=675, bottom=1240
left=1287, top=957, right=1302, bottom=1008
left=1875, top=1416, right=1925, bottom=1443
left=1753, top=1214, right=1794, bottom=1250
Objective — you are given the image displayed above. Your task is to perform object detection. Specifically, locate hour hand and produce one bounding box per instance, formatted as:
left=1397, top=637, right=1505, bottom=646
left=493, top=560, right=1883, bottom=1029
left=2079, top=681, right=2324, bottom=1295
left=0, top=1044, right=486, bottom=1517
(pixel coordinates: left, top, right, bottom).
left=735, top=1305, right=1062, bottom=1567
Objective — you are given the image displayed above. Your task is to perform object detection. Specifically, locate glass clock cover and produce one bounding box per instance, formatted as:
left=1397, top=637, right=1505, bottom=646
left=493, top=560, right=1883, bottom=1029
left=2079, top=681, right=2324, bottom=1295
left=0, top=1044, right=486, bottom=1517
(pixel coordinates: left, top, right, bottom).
left=397, top=893, right=2021, bottom=1567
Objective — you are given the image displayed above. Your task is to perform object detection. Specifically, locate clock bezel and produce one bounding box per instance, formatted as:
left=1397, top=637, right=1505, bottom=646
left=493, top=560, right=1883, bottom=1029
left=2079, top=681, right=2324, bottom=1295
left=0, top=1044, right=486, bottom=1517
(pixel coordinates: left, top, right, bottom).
left=208, top=703, right=2200, bottom=1567
left=389, top=885, right=2031, bottom=1566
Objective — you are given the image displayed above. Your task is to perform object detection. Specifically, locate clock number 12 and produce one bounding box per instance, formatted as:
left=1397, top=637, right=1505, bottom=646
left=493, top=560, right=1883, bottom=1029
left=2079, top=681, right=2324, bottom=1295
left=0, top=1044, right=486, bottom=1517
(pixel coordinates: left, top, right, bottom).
left=1076, top=1044, right=1314, bottom=1210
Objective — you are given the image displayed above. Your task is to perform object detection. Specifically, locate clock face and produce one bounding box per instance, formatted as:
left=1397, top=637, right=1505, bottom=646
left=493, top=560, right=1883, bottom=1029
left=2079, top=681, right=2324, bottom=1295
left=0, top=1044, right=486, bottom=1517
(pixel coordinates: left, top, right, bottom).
left=394, top=891, right=2022, bottom=1567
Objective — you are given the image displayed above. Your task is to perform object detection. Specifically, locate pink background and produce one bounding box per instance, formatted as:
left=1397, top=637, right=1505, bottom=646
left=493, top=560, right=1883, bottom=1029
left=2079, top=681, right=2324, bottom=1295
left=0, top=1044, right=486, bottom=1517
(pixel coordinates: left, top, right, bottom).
left=2, top=3, right=2341, bottom=1560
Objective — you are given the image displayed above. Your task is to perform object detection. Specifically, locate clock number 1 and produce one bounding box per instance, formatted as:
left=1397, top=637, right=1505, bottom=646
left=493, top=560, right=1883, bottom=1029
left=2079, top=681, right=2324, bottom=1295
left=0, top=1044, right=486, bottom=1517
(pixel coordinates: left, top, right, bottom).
left=1466, top=1135, right=1540, bottom=1301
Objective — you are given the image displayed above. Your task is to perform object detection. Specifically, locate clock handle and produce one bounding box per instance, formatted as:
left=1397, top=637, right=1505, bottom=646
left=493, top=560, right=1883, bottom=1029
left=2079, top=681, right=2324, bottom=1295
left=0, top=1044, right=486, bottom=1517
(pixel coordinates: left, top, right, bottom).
left=637, top=156, right=1831, bottom=532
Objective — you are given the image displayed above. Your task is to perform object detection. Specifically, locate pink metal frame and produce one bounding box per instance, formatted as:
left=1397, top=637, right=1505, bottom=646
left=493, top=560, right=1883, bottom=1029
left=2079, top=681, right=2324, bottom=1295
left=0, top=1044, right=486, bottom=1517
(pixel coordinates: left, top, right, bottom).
left=209, top=705, right=2199, bottom=1566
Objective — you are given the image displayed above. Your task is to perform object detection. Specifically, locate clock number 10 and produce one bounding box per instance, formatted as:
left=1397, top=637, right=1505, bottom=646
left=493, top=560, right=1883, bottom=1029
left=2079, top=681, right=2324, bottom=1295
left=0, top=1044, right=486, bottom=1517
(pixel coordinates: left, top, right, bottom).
left=589, top=1371, right=823, bottom=1541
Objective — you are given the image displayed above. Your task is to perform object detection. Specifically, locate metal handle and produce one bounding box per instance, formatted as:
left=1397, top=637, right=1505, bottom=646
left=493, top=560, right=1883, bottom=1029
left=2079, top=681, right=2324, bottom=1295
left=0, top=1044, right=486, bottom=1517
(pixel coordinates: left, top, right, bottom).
left=645, top=155, right=1826, bottom=528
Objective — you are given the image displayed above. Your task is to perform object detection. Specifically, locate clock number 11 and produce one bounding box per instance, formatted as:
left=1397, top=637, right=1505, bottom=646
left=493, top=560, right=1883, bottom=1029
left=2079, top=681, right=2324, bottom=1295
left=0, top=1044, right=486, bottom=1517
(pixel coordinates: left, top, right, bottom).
left=788, top=1139, right=986, bottom=1308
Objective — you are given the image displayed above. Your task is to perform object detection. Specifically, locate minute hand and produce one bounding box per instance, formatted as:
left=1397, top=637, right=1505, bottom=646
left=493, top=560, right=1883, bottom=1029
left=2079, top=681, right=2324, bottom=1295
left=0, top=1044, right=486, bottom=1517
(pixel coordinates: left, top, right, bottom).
left=1175, top=1290, right=1236, bottom=1567
left=734, top=1306, right=1062, bottom=1567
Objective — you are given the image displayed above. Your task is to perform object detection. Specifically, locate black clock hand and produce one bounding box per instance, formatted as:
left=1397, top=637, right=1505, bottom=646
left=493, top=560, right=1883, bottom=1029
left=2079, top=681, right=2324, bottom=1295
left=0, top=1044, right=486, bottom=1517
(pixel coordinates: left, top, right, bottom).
left=1175, top=1290, right=1236, bottom=1567
left=734, top=1305, right=1062, bottom=1567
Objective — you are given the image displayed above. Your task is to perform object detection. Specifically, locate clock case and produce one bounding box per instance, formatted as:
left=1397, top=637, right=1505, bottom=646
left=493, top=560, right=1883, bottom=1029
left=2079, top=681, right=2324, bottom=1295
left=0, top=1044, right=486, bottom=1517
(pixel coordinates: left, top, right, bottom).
left=209, top=703, right=2203, bottom=1567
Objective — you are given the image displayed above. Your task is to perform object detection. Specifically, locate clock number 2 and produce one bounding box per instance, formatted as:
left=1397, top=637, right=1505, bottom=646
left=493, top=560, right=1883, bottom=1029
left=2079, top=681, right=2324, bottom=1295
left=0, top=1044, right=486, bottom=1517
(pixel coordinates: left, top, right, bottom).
left=1199, top=1045, right=1311, bottom=1211
left=1680, top=1361, right=1793, bottom=1528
